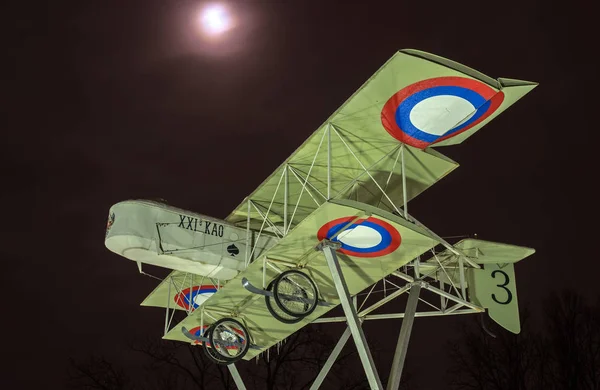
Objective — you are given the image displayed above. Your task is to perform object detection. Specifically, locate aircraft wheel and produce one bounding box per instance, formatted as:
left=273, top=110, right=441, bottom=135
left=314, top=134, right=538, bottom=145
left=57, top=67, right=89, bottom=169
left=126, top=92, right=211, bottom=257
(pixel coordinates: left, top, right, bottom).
left=202, top=326, right=230, bottom=365
left=208, top=318, right=250, bottom=364
left=273, top=270, right=318, bottom=318
left=265, top=280, right=304, bottom=324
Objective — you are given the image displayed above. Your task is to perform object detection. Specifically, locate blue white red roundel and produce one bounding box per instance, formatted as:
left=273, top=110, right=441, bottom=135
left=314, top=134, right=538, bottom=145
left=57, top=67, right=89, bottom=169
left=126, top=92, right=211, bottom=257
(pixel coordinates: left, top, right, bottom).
left=188, top=325, right=209, bottom=345
left=381, top=77, right=504, bottom=149
left=174, top=285, right=218, bottom=310
left=188, top=324, right=246, bottom=348
left=317, top=217, right=401, bottom=258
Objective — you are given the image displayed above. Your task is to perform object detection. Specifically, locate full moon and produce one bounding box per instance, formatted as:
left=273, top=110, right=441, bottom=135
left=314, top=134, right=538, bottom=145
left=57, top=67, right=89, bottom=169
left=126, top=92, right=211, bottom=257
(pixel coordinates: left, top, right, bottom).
left=199, top=4, right=233, bottom=36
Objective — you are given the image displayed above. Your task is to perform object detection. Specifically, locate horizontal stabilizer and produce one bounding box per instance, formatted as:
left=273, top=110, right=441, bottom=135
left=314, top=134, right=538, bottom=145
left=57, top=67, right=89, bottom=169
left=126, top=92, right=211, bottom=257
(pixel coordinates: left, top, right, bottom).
left=433, top=238, right=535, bottom=265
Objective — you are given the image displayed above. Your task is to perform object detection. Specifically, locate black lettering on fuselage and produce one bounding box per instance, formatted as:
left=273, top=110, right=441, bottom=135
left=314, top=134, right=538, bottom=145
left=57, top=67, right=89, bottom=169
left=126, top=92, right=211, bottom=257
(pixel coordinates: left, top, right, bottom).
left=177, top=214, right=224, bottom=237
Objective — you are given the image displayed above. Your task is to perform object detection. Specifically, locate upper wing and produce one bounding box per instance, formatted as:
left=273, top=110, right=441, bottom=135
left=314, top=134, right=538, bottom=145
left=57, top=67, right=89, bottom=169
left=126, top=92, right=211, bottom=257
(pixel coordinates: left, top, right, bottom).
left=225, top=49, right=536, bottom=231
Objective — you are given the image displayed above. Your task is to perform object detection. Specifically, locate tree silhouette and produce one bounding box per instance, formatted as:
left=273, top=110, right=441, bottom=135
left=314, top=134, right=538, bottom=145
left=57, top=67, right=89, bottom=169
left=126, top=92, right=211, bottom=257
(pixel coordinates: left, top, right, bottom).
left=447, top=290, right=600, bottom=390
left=67, top=324, right=404, bottom=389
left=68, top=356, right=133, bottom=390
left=543, top=291, right=600, bottom=389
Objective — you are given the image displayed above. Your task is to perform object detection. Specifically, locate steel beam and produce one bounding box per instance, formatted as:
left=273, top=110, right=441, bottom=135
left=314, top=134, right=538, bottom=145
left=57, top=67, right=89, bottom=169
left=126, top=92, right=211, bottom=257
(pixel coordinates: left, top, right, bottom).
left=400, top=144, right=408, bottom=219
left=309, top=327, right=352, bottom=390
left=358, top=284, right=412, bottom=317
left=227, top=364, right=247, bottom=390
left=386, top=283, right=421, bottom=390
left=319, top=241, right=383, bottom=390
left=327, top=123, right=331, bottom=200
left=312, top=308, right=478, bottom=323
left=164, top=276, right=171, bottom=335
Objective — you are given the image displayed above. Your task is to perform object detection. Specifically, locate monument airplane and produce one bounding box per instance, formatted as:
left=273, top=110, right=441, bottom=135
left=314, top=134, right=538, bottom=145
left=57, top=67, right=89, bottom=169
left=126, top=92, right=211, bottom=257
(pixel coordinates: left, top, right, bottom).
left=105, top=49, right=536, bottom=389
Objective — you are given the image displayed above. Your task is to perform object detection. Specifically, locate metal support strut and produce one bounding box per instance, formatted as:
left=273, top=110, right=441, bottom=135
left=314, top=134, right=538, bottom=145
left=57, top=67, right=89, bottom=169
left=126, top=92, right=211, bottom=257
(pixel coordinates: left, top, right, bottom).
left=227, top=364, right=247, bottom=390
left=386, top=283, right=421, bottom=390
left=309, top=327, right=352, bottom=390
left=318, top=240, right=384, bottom=390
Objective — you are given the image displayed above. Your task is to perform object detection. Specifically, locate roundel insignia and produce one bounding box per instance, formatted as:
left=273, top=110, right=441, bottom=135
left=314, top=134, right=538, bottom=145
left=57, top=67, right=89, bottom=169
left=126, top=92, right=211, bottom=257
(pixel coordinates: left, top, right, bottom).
left=188, top=325, right=209, bottom=345
left=174, top=285, right=218, bottom=310
left=317, top=216, right=401, bottom=258
left=188, top=325, right=246, bottom=347
left=381, top=76, right=504, bottom=149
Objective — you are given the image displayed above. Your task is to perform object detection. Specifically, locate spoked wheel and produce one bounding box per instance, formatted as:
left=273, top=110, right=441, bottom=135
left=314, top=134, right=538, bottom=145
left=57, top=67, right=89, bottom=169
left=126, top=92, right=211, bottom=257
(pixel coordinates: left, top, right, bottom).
left=273, top=270, right=318, bottom=318
left=265, top=280, right=304, bottom=324
left=208, top=318, right=250, bottom=364
left=202, top=326, right=229, bottom=364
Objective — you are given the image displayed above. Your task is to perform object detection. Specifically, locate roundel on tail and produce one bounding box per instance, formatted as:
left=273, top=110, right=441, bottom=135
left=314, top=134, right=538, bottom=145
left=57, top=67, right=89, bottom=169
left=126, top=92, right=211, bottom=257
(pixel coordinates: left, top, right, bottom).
left=317, top=216, right=401, bottom=258
left=381, top=76, right=504, bottom=148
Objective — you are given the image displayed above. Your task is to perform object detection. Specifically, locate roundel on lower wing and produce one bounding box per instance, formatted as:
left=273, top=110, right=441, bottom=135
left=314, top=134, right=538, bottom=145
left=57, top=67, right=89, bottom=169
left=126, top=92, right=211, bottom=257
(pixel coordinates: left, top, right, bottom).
left=174, top=285, right=218, bottom=310
left=317, top=217, right=401, bottom=258
left=187, top=325, right=245, bottom=347
left=381, top=76, right=504, bottom=149
left=188, top=325, right=209, bottom=345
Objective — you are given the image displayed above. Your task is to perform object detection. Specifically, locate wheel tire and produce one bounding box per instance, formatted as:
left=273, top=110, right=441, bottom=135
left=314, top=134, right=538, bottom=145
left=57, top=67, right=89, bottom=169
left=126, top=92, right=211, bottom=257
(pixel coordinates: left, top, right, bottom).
left=208, top=318, right=250, bottom=363
left=202, top=326, right=229, bottom=365
left=273, top=270, right=318, bottom=318
left=265, top=280, right=304, bottom=324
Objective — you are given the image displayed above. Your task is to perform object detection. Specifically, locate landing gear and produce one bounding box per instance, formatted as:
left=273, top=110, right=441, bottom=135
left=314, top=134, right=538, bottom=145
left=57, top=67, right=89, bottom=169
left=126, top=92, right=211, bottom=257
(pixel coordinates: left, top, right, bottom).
left=202, top=318, right=250, bottom=365
left=242, top=269, right=329, bottom=324
left=273, top=270, right=318, bottom=318
left=202, top=326, right=229, bottom=364
left=265, top=279, right=304, bottom=324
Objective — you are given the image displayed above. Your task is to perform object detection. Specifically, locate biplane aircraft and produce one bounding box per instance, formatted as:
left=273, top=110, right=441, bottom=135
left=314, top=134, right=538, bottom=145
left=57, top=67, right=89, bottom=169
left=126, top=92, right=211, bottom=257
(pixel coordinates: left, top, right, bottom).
left=105, top=49, right=536, bottom=390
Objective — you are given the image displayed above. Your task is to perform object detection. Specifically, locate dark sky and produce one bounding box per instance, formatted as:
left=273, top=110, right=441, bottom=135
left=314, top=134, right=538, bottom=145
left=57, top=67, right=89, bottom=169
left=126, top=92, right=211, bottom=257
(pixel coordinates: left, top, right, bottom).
left=3, top=0, right=597, bottom=388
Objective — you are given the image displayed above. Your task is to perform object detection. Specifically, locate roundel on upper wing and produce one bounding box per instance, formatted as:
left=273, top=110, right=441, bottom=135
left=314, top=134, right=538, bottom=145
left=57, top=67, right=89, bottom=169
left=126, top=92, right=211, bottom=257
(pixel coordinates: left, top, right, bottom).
left=174, top=285, right=218, bottom=310
left=381, top=76, right=504, bottom=149
left=317, top=216, right=401, bottom=258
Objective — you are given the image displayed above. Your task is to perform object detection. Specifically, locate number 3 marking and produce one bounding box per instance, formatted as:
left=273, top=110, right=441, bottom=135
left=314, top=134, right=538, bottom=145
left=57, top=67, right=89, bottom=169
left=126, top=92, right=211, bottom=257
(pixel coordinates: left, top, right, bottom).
left=491, top=270, right=513, bottom=305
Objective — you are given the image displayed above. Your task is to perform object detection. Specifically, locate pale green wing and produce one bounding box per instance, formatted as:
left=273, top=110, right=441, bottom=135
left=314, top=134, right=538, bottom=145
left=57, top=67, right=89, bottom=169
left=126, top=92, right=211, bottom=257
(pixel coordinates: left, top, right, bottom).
left=164, top=201, right=439, bottom=359
left=140, top=270, right=221, bottom=311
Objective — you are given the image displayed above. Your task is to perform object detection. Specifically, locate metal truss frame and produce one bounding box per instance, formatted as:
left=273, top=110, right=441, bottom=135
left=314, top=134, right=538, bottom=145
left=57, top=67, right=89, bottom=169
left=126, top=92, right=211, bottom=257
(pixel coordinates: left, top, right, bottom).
left=242, top=123, right=479, bottom=267
left=311, top=239, right=483, bottom=390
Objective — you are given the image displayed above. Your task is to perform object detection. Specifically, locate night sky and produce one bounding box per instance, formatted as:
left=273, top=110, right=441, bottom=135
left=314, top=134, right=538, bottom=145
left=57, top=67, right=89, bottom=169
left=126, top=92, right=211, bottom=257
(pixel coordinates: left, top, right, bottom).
left=3, top=0, right=597, bottom=388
